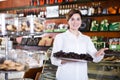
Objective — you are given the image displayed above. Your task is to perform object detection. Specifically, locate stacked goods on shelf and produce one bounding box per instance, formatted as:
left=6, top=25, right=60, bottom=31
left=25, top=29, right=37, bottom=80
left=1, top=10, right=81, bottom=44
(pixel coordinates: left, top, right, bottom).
left=109, top=22, right=120, bottom=31
left=91, top=36, right=120, bottom=50
left=18, top=16, right=45, bottom=35
left=0, top=13, right=45, bottom=36
left=22, top=50, right=46, bottom=68
left=109, top=38, right=120, bottom=51
left=91, top=36, right=106, bottom=50
left=38, top=36, right=53, bottom=46
left=108, top=6, right=118, bottom=14
left=90, top=19, right=120, bottom=31
left=44, top=22, right=68, bottom=33
left=0, top=59, right=25, bottom=71
left=90, top=20, right=99, bottom=31
left=20, top=36, right=53, bottom=47
left=103, top=50, right=120, bottom=62
left=0, top=0, right=120, bottom=18
left=0, top=49, right=47, bottom=69
left=20, top=36, right=41, bottom=46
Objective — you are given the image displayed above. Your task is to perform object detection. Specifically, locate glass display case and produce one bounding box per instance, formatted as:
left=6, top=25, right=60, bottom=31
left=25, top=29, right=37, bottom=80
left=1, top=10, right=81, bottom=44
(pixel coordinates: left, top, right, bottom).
left=18, top=16, right=45, bottom=35
left=0, top=13, right=46, bottom=80
left=88, top=62, right=120, bottom=80
left=0, top=13, right=17, bottom=36
left=0, top=13, right=45, bottom=36
left=88, top=50, right=120, bottom=80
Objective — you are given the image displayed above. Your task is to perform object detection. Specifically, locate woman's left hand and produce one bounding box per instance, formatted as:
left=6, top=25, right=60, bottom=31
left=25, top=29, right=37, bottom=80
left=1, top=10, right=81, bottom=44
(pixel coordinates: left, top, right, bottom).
left=95, top=48, right=109, bottom=57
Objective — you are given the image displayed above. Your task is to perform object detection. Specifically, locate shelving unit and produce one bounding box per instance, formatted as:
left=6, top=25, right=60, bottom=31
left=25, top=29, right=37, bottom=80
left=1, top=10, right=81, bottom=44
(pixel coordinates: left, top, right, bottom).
left=0, top=0, right=102, bottom=12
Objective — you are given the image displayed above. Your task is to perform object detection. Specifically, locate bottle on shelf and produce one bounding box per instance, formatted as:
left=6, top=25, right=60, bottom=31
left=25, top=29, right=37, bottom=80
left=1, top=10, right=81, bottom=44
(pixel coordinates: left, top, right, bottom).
left=37, top=0, right=40, bottom=6
left=92, top=2, right=98, bottom=15
left=49, top=0, right=54, bottom=4
left=67, top=5, right=71, bottom=14
left=33, top=0, right=37, bottom=6
left=74, top=4, right=78, bottom=10
left=59, top=5, right=62, bottom=17
left=97, top=2, right=102, bottom=15
left=84, top=6, right=88, bottom=16
left=40, top=0, right=45, bottom=5
left=80, top=6, right=84, bottom=15
left=61, top=5, right=65, bottom=17
left=54, top=0, right=57, bottom=3
left=58, top=0, right=63, bottom=3
left=38, top=7, right=46, bottom=18
left=88, top=6, right=94, bottom=16
left=46, top=0, right=49, bottom=4
left=30, top=0, right=34, bottom=6
left=64, top=5, right=70, bottom=16
left=80, top=6, right=88, bottom=16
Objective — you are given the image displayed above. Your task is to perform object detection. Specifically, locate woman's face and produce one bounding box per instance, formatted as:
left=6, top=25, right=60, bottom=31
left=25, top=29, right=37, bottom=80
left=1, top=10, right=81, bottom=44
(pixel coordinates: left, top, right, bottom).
left=68, top=13, right=82, bottom=31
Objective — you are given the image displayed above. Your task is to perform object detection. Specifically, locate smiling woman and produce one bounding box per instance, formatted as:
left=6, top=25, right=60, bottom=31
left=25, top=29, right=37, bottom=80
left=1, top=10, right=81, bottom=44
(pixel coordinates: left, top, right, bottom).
left=50, top=9, right=108, bottom=80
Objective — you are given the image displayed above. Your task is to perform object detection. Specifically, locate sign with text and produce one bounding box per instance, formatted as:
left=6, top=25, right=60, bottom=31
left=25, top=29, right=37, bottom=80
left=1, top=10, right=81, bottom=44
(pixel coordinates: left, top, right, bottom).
left=46, top=6, right=59, bottom=18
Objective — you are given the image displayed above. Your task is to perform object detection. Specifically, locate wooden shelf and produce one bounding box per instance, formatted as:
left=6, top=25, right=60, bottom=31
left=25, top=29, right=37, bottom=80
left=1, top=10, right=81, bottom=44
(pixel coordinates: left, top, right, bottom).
left=0, top=0, right=101, bottom=12
left=37, top=31, right=120, bottom=38
left=88, top=70, right=120, bottom=76
left=46, top=14, right=120, bottom=19
left=83, top=31, right=120, bottom=37
left=14, top=45, right=51, bottom=51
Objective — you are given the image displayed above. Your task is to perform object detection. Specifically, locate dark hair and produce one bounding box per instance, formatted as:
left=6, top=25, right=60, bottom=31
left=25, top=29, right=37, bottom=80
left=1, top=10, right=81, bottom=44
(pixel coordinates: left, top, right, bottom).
left=66, top=9, right=82, bottom=21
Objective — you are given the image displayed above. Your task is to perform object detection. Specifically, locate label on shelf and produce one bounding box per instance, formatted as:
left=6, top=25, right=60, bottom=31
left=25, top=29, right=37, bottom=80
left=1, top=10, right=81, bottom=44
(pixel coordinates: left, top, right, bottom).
left=109, top=45, right=120, bottom=50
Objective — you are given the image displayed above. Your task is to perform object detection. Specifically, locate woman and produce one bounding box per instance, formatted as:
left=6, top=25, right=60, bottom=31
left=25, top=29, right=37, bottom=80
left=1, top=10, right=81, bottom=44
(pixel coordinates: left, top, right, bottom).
left=51, top=9, right=108, bottom=80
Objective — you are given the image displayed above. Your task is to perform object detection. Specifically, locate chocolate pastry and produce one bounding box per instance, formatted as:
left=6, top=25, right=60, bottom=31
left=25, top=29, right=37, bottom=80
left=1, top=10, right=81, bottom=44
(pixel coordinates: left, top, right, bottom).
left=53, top=51, right=93, bottom=61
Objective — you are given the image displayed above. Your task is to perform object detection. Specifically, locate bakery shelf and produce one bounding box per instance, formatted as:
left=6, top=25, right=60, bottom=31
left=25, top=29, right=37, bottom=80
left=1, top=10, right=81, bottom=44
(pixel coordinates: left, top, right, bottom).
left=13, top=45, right=51, bottom=51
left=0, top=0, right=91, bottom=12
left=88, top=73, right=120, bottom=80
left=1, top=0, right=105, bottom=12
left=88, top=70, right=120, bottom=76
left=83, top=31, right=120, bottom=37
left=46, top=14, right=120, bottom=20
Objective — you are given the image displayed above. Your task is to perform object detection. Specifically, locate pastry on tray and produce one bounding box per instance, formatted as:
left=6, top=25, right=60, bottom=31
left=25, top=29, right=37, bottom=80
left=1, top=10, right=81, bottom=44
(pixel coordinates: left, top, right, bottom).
left=0, top=60, right=25, bottom=71
left=53, top=51, right=93, bottom=61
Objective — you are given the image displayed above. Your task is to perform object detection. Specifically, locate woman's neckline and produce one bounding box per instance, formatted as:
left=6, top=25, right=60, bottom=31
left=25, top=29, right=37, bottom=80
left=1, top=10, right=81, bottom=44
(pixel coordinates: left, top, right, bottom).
left=69, top=29, right=80, bottom=37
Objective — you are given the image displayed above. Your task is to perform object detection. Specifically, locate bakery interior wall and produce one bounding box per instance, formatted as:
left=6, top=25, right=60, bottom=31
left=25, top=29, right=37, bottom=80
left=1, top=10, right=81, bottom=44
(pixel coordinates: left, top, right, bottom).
left=0, top=0, right=30, bottom=9
left=0, top=0, right=120, bottom=9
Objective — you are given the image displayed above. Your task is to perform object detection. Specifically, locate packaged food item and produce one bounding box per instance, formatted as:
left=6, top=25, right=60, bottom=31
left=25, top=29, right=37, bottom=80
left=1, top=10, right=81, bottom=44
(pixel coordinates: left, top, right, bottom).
left=99, top=19, right=109, bottom=31
left=18, top=17, right=30, bottom=35
left=33, top=17, right=45, bottom=33
left=109, top=22, right=120, bottom=31
left=38, top=36, right=53, bottom=46
left=7, top=49, right=46, bottom=68
left=108, top=6, right=118, bottom=14
left=18, top=16, right=45, bottom=35
left=0, top=13, right=17, bottom=35
left=90, top=20, right=99, bottom=31
left=0, top=60, right=25, bottom=71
